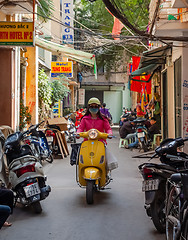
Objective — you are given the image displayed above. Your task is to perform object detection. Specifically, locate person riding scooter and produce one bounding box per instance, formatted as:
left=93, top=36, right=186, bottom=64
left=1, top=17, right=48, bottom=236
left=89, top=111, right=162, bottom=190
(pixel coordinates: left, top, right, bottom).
left=75, top=97, right=118, bottom=204
left=77, top=98, right=112, bottom=139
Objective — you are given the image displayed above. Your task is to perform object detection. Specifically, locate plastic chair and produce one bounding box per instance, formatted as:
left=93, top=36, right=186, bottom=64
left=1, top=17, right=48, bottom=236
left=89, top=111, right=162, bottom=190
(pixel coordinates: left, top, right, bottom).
left=152, top=134, right=162, bottom=149
left=119, top=138, right=128, bottom=148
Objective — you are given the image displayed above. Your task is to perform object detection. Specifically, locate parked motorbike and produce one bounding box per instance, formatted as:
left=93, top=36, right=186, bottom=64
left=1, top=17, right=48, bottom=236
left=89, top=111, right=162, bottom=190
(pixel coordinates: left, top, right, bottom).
left=138, top=137, right=188, bottom=233
left=4, top=129, right=51, bottom=213
left=65, top=118, right=76, bottom=143
left=76, top=129, right=113, bottom=204
left=45, top=124, right=61, bottom=156
left=163, top=138, right=188, bottom=239
left=134, top=117, right=150, bottom=152
left=24, top=122, right=53, bottom=164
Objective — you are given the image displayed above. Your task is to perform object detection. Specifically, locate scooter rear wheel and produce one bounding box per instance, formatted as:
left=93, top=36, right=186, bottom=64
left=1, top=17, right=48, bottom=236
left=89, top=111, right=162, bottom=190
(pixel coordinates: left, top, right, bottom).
left=31, top=201, right=42, bottom=214
left=86, top=180, right=94, bottom=204
left=45, top=153, right=54, bottom=163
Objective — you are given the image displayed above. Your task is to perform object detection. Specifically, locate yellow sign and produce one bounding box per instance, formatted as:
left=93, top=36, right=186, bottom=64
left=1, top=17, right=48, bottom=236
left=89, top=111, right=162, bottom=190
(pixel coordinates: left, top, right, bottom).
left=51, top=61, right=73, bottom=78
left=0, top=22, right=34, bottom=46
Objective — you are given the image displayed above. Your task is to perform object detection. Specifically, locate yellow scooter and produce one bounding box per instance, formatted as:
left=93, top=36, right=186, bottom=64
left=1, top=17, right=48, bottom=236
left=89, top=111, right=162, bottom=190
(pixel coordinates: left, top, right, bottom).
left=76, top=129, right=112, bottom=204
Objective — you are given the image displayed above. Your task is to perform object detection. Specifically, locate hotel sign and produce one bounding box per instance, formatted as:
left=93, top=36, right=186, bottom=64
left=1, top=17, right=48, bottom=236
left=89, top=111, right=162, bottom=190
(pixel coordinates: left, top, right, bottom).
left=0, top=22, right=34, bottom=46
left=51, top=62, right=73, bottom=78
left=62, top=0, right=74, bottom=44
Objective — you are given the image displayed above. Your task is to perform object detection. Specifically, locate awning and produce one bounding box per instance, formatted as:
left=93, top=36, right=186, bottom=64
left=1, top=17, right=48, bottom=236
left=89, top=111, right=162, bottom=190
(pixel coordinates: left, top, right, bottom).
left=130, top=45, right=172, bottom=82
left=140, top=45, right=172, bottom=68
left=38, top=58, right=51, bottom=71
left=35, top=37, right=95, bottom=67
left=131, top=64, right=158, bottom=77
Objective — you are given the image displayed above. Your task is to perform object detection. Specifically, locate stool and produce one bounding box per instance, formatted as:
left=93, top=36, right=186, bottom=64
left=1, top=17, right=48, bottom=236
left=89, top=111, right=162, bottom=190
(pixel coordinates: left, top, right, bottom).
left=152, top=134, right=162, bottom=149
left=119, top=138, right=128, bottom=148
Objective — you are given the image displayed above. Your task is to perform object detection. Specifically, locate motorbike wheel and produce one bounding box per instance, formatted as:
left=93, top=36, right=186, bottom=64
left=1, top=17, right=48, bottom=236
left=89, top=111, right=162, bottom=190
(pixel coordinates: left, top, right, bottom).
left=150, top=189, right=166, bottom=233
left=166, top=186, right=181, bottom=240
left=31, top=201, right=42, bottom=214
left=140, top=141, right=148, bottom=152
left=45, top=153, right=53, bottom=163
left=86, top=180, right=94, bottom=204
left=182, top=218, right=188, bottom=240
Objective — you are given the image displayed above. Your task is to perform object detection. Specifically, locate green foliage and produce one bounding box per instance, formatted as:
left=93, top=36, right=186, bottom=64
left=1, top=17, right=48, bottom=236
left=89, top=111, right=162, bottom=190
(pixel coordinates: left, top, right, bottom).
left=38, top=0, right=54, bottom=21
left=38, top=70, right=70, bottom=120
left=20, top=99, right=32, bottom=130
left=38, top=69, right=52, bottom=120
left=75, top=0, right=113, bottom=33
left=74, top=0, right=150, bottom=72
left=51, top=75, right=70, bottom=106
left=38, top=69, right=52, bottom=107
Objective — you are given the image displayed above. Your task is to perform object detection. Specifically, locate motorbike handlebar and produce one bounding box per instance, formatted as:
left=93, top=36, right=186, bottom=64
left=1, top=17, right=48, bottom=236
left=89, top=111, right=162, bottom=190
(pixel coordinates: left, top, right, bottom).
left=150, top=153, right=158, bottom=159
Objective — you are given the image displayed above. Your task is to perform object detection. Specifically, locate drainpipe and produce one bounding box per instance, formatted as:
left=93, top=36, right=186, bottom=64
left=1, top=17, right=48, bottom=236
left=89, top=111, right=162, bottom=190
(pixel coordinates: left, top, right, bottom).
left=20, top=53, right=28, bottom=105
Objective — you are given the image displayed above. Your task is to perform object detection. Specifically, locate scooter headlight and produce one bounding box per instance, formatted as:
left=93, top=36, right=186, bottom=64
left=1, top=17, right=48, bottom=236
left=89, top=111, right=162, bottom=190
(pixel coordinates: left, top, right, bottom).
left=88, top=129, right=98, bottom=139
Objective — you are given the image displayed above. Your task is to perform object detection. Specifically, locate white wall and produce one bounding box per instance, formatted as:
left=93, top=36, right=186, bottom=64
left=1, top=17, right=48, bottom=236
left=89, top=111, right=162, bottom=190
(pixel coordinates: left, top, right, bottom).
left=104, top=91, right=122, bottom=124
left=122, top=83, right=132, bottom=110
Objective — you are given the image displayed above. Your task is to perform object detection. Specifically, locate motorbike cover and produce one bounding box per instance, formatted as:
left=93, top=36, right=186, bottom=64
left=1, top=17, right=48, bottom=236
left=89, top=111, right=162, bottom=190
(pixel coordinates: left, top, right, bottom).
left=145, top=191, right=156, bottom=204
left=84, top=167, right=100, bottom=180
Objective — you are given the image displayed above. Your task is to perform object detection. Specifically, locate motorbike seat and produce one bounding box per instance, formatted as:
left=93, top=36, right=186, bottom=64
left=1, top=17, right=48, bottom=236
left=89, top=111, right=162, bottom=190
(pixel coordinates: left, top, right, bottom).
left=7, top=145, right=33, bottom=165
left=133, top=118, right=147, bottom=124
left=8, top=155, right=38, bottom=170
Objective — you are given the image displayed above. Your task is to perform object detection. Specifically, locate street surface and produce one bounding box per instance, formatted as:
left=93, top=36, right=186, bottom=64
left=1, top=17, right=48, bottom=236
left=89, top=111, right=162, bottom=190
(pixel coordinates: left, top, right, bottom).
left=0, top=129, right=165, bottom=240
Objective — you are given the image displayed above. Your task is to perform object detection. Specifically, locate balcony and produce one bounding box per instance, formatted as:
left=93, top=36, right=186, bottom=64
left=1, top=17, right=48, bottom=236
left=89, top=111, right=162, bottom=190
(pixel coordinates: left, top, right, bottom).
left=149, top=0, right=188, bottom=36
left=0, top=0, right=33, bottom=15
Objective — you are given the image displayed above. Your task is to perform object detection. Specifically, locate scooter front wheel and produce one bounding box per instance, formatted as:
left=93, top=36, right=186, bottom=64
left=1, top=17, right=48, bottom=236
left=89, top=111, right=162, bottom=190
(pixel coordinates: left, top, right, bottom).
left=86, top=180, right=95, bottom=204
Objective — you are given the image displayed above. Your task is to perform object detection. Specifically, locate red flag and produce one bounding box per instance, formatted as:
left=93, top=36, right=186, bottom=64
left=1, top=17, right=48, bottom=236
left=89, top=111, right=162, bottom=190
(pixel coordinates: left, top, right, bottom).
left=106, top=8, right=124, bottom=40
left=140, top=75, right=151, bottom=94
left=130, top=56, right=142, bottom=93
left=130, top=56, right=151, bottom=94
left=112, top=18, right=124, bottom=40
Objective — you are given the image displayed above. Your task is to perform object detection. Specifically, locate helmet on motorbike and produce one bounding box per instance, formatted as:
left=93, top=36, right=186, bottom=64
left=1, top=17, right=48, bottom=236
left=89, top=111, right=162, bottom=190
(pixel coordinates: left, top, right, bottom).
left=88, top=97, right=101, bottom=106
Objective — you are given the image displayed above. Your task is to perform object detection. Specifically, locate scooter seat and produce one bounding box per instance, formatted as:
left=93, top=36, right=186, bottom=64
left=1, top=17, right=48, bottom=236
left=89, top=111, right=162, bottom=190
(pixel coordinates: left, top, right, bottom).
left=9, top=155, right=38, bottom=170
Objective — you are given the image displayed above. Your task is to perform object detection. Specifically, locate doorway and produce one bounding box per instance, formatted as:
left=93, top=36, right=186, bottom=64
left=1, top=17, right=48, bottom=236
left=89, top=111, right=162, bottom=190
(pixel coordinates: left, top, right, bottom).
left=162, top=70, right=168, bottom=139
left=174, top=57, right=182, bottom=138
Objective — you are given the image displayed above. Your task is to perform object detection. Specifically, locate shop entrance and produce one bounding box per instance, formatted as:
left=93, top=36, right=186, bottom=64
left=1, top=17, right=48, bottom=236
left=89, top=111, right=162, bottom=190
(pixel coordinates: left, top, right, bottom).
left=174, top=57, right=182, bottom=138
left=162, top=70, right=168, bottom=139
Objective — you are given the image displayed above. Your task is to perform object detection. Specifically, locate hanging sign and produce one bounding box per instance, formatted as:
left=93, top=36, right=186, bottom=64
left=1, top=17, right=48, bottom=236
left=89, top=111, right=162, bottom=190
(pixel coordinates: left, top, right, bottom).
left=62, top=0, right=74, bottom=44
left=0, top=22, right=34, bottom=46
left=51, top=61, right=73, bottom=78
left=78, top=89, right=85, bottom=105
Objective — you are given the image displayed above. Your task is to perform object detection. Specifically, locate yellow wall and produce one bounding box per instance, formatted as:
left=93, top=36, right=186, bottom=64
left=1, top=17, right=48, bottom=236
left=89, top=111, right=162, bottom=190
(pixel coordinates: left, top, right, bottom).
left=25, top=47, right=38, bottom=124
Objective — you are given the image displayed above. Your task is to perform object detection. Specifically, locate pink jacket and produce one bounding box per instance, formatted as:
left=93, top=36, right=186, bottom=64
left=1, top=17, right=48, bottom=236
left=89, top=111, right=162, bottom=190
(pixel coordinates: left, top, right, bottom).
left=77, top=115, right=113, bottom=136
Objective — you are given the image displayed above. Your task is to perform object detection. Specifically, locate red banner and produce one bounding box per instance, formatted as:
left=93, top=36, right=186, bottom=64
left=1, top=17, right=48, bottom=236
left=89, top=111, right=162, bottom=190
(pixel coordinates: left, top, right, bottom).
left=130, top=56, right=151, bottom=94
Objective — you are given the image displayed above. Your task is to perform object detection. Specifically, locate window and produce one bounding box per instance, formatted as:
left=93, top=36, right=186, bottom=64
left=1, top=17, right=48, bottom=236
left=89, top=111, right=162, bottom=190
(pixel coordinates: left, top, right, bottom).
left=52, top=55, right=57, bottom=61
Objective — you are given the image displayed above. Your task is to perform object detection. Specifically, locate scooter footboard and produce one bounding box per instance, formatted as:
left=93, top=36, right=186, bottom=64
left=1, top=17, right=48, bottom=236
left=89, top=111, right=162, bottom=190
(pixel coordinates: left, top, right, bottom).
left=83, top=167, right=100, bottom=180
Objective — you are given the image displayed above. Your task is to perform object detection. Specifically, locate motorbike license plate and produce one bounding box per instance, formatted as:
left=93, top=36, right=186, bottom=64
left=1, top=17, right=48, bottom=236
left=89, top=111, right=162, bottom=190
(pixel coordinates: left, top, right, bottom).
left=24, top=182, right=41, bottom=198
left=137, top=132, right=145, bottom=138
left=47, top=136, right=53, bottom=143
left=142, top=179, right=159, bottom=192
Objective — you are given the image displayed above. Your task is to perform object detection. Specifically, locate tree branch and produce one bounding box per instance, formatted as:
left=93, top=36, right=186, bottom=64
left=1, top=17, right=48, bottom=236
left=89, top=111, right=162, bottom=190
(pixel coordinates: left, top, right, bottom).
left=102, top=0, right=188, bottom=42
